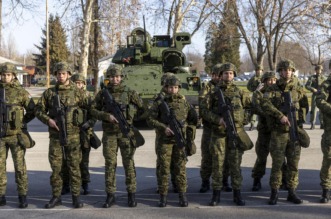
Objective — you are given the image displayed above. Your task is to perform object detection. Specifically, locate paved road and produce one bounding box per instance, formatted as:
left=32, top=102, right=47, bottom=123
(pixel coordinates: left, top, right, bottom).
left=1, top=87, right=329, bottom=218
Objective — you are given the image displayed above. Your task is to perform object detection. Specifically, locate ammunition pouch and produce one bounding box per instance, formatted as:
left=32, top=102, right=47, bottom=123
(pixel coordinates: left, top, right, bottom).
left=236, top=128, right=253, bottom=151
left=18, top=128, right=35, bottom=149
left=73, top=108, right=87, bottom=126
left=80, top=128, right=101, bottom=149
left=7, top=106, right=23, bottom=130
left=298, top=127, right=310, bottom=148
left=129, top=127, right=145, bottom=147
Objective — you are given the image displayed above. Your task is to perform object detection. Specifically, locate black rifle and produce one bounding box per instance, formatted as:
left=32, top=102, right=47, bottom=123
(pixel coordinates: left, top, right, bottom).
left=282, top=91, right=299, bottom=143
left=102, top=89, right=137, bottom=147
left=0, top=88, right=8, bottom=138
left=157, top=94, right=186, bottom=151
left=54, top=93, right=68, bottom=159
left=218, top=88, right=239, bottom=149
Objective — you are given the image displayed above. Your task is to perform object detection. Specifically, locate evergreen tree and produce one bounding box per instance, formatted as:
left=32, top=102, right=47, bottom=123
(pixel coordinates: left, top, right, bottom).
left=34, top=14, right=70, bottom=71
left=204, top=0, right=241, bottom=72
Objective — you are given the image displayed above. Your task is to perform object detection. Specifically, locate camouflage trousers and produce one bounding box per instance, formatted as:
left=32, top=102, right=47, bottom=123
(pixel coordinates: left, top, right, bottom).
left=251, top=131, right=271, bottom=179
left=269, top=131, right=301, bottom=189
left=0, top=135, right=27, bottom=195
left=102, top=133, right=136, bottom=193
left=310, top=95, right=323, bottom=125
left=62, top=145, right=91, bottom=185
left=320, top=131, right=331, bottom=189
left=200, top=125, right=230, bottom=182
left=210, top=131, right=244, bottom=190
left=156, top=140, right=187, bottom=195
left=49, top=136, right=82, bottom=197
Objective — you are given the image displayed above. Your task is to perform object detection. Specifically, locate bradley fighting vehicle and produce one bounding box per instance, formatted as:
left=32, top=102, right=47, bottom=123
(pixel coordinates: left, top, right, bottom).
left=107, top=27, right=201, bottom=119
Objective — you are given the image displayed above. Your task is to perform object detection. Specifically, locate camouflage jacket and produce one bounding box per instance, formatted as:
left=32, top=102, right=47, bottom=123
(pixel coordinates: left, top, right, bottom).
left=199, top=80, right=218, bottom=127
left=247, top=75, right=262, bottom=92
left=200, top=80, right=251, bottom=134
left=316, top=75, right=331, bottom=130
left=305, top=74, right=326, bottom=94
left=91, top=83, right=144, bottom=133
left=147, top=92, right=197, bottom=143
left=260, top=76, right=305, bottom=131
left=35, top=81, right=89, bottom=137
left=0, top=80, right=35, bottom=136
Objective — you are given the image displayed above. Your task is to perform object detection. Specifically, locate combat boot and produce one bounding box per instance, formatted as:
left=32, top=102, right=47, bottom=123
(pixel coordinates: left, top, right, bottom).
left=128, top=193, right=137, bottom=207
left=310, top=123, right=315, bottom=130
left=287, top=189, right=303, bottom=204
left=103, top=193, right=115, bottom=208
left=252, top=178, right=262, bottom=191
left=45, top=196, right=62, bottom=209
left=233, top=189, right=245, bottom=206
left=222, top=176, right=232, bottom=192
left=0, top=195, right=6, bottom=206
left=249, top=122, right=254, bottom=131
left=179, top=193, right=188, bottom=207
left=209, top=190, right=221, bottom=206
left=72, top=195, right=84, bottom=208
left=159, top=194, right=167, bottom=207
left=82, top=183, right=89, bottom=195
left=18, top=195, right=28, bottom=208
left=199, top=179, right=210, bottom=193
left=61, top=183, right=70, bottom=195
left=320, top=123, right=324, bottom=129
left=268, top=189, right=278, bottom=205
left=320, top=189, right=330, bottom=203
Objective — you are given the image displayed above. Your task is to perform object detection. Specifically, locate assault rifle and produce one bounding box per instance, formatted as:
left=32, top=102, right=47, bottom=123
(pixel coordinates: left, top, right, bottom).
left=54, top=93, right=68, bottom=159
left=282, top=91, right=299, bottom=143
left=218, top=89, right=239, bottom=149
left=102, top=89, right=144, bottom=147
left=0, top=88, right=8, bottom=138
left=157, top=94, right=186, bottom=150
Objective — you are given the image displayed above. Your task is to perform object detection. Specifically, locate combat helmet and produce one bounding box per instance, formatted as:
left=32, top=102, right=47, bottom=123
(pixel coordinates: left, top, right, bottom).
left=211, top=63, right=223, bottom=75
left=52, top=62, right=72, bottom=75
left=0, top=62, right=17, bottom=76
left=165, top=76, right=181, bottom=88
left=219, top=62, right=237, bottom=77
left=276, top=59, right=296, bottom=72
left=161, top=72, right=175, bottom=86
left=106, top=65, right=123, bottom=77
left=71, top=73, right=86, bottom=84
left=261, top=71, right=277, bottom=83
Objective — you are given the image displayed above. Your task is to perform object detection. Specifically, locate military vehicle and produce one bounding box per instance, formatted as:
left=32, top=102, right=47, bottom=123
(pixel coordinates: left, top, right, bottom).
left=104, top=26, right=201, bottom=119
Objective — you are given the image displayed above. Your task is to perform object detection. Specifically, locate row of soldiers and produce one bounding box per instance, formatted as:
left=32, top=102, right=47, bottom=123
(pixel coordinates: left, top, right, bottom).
left=0, top=59, right=330, bottom=209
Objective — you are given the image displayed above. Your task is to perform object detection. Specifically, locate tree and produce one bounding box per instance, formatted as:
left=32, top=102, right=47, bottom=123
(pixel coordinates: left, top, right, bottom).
left=204, top=1, right=241, bottom=73
left=34, top=14, right=70, bottom=71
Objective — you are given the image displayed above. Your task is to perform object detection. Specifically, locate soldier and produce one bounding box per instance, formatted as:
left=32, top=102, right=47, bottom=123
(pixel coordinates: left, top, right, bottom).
left=147, top=76, right=197, bottom=207
left=316, top=73, right=331, bottom=203
left=251, top=71, right=277, bottom=191
left=201, top=63, right=253, bottom=206
left=61, top=73, right=99, bottom=195
left=261, top=59, right=309, bottom=205
left=305, top=65, right=326, bottom=129
left=0, top=62, right=35, bottom=208
left=199, top=64, right=232, bottom=193
left=247, top=65, right=263, bottom=130
left=35, top=62, right=88, bottom=209
left=91, top=65, right=144, bottom=208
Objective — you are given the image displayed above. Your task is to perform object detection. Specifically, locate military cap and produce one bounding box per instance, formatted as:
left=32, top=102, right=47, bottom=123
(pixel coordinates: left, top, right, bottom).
left=315, top=65, right=323, bottom=71
left=276, top=59, right=296, bottom=72
left=211, top=63, right=223, bottom=75
left=106, top=65, right=123, bottom=77
left=71, top=73, right=86, bottom=84
left=165, top=76, right=181, bottom=87
left=0, top=62, right=17, bottom=76
left=219, top=62, right=237, bottom=77
left=261, top=71, right=277, bottom=83
left=52, top=62, right=72, bottom=75
left=161, top=72, right=175, bottom=86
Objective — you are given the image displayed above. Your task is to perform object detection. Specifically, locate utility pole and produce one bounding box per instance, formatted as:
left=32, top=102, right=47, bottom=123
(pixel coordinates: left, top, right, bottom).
left=46, top=0, right=50, bottom=88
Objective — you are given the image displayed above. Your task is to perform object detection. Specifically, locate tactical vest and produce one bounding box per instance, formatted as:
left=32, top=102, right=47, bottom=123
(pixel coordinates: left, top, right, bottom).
left=162, top=94, right=188, bottom=127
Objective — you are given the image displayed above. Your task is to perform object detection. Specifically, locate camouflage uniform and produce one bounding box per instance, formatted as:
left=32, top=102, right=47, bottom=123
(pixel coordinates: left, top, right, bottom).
left=200, top=63, right=252, bottom=206
left=305, top=65, right=326, bottom=129
left=316, top=74, right=331, bottom=203
left=0, top=63, right=35, bottom=208
left=91, top=65, right=144, bottom=208
left=35, top=62, right=88, bottom=208
left=199, top=64, right=231, bottom=193
left=261, top=59, right=309, bottom=205
left=147, top=76, right=197, bottom=207
left=62, top=74, right=97, bottom=195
